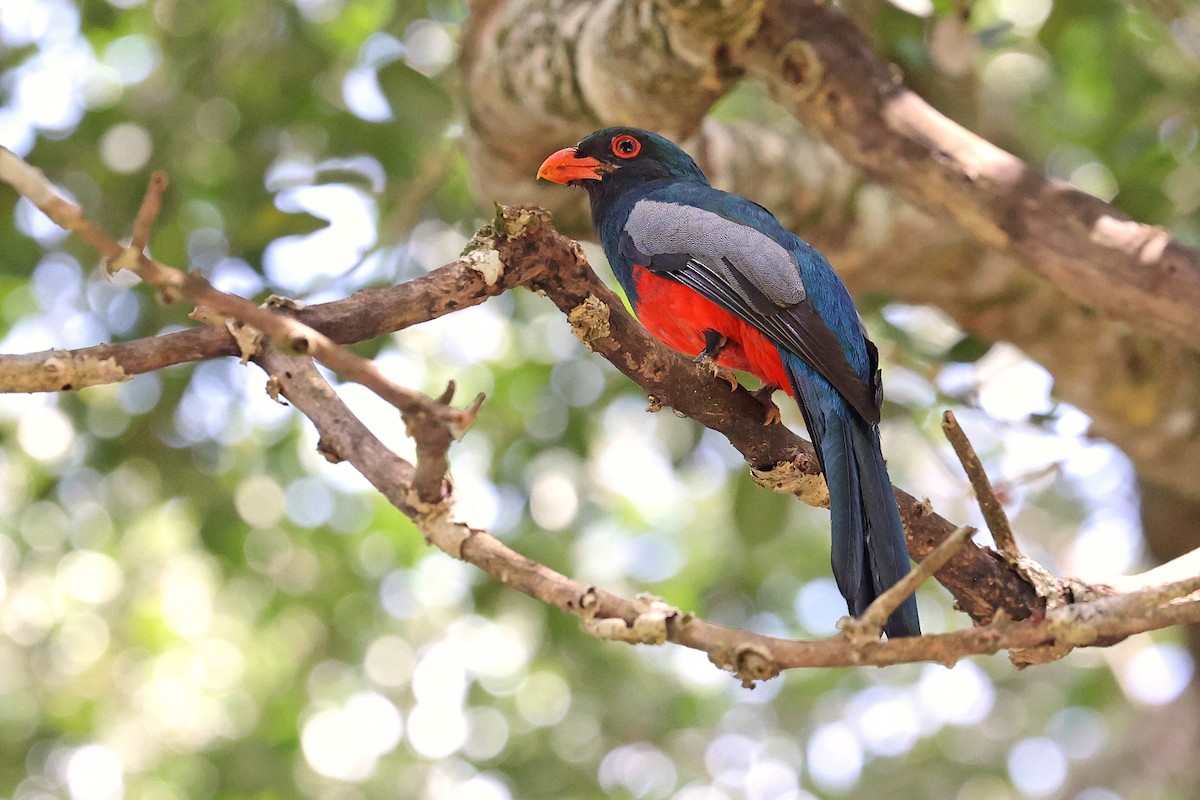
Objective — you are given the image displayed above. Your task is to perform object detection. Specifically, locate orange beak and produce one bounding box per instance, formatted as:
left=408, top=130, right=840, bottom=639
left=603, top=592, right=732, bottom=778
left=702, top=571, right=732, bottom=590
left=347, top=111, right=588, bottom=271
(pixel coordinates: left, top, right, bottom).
left=536, top=147, right=606, bottom=183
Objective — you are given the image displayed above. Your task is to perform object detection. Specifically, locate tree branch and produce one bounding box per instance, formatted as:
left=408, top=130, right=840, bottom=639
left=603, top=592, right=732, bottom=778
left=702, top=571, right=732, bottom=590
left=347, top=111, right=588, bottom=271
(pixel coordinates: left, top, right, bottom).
left=733, top=0, right=1200, bottom=352
left=259, top=343, right=1200, bottom=675
left=497, top=207, right=1041, bottom=623
left=4, top=134, right=1200, bottom=671
left=0, top=141, right=1041, bottom=626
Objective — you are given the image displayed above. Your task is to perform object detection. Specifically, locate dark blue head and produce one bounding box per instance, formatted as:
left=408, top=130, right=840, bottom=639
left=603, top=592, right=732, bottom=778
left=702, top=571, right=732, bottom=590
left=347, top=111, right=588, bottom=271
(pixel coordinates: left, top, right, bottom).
left=537, top=127, right=709, bottom=206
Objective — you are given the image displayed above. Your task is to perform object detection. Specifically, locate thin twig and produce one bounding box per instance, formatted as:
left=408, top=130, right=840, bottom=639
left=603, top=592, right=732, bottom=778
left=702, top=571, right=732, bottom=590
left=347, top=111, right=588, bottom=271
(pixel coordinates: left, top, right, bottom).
left=0, top=152, right=479, bottom=444
left=128, top=170, right=168, bottom=255
left=942, top=410, right=1019, bottom=556
left=853, top=525, right=976, bottom=635
left=0, top=145, right=125, bottom=260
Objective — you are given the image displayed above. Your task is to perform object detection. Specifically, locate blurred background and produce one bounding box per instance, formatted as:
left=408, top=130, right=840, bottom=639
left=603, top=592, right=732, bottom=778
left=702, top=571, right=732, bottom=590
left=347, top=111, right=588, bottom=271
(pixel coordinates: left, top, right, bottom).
left=1, top=0, right=1199, bottom=798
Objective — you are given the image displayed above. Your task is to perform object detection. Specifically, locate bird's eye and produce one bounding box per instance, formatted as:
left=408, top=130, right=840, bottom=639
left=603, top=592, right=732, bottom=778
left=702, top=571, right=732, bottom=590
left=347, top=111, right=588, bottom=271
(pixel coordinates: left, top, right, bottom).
left=611, top=134, right=641, bottom=159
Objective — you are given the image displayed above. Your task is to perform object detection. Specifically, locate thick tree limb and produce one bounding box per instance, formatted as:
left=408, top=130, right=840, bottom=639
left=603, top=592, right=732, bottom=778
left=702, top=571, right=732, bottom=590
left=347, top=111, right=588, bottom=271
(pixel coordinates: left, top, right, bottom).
left=736, top=0, right=1200, bottom=352
left=459, top=1, right=1200, bottom=508
left=462, top=0, right=1200, bottom=351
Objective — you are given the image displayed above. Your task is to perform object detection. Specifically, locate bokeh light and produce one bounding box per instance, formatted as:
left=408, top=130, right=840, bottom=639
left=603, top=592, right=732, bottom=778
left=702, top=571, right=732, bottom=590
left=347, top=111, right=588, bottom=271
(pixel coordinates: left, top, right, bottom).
left=301, top=692, right=403, bottom=781
left=65, top=744, right=124, bottom=800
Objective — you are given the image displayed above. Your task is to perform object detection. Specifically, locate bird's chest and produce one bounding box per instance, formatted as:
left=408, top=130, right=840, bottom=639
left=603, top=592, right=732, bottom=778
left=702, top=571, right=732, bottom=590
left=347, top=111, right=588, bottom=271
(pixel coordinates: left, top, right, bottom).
left=629, top=265, right=789, bottom=390
left=630, top=266, right=721, bottom=352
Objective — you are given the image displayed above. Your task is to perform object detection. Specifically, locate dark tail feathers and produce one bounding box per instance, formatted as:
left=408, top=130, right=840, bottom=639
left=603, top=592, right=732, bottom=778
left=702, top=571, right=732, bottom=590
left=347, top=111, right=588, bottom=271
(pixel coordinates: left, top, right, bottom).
left=840, top=414, right=920, bottom=637
left=791, top=368, right=920, bottom=638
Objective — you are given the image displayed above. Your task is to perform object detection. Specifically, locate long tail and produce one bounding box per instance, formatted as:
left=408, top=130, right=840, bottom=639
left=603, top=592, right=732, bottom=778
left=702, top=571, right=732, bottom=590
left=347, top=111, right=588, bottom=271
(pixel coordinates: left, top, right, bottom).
left=786, top=358, right=920, bottom=638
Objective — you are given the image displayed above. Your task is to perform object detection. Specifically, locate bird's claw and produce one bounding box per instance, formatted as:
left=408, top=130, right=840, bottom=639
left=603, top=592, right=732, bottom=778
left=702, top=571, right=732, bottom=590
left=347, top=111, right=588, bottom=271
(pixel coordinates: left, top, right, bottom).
left=692, top=353, right=740, bottom=391
left=751, top=384, right=782, bottom=425
left=713, top=365, right=739, bottom=391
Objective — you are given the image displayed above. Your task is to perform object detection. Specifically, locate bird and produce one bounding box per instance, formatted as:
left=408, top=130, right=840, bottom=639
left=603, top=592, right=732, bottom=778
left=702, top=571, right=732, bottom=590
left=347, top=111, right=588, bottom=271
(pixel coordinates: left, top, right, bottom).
left=537, top=127, right=919, bottom=638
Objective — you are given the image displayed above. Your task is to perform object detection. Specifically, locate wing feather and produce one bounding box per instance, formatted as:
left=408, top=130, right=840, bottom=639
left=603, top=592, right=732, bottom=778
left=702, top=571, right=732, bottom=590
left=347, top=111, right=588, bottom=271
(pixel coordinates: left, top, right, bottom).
left=622, top=207, right=880, bottom=425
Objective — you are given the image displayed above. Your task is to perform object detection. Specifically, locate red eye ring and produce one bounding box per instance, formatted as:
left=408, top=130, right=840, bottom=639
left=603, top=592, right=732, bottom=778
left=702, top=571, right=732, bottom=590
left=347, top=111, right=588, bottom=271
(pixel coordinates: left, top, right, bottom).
left=611, top=134, right=641, bottom=159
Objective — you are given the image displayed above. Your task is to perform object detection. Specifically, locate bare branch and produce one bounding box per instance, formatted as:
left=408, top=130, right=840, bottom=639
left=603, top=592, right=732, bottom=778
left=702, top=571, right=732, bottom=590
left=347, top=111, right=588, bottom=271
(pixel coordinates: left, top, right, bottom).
left=941, top=410, right=1019, bottom=557
left=502, top=208, right=1042, bottom=625
left=127, top=170, right=168, bottom=257
left=0, top=146, right=127, bottom=261
left=0, top=348, right=131, bottom=393
left=0, top=147, right=481, bottom=467
left=4, top=128, right=1198, bottom=672
left=0, top=168, right=1044, bottom=625
left=261, top=345, right=1200, bottom=674
left=0, top=255, right=536, bottom=394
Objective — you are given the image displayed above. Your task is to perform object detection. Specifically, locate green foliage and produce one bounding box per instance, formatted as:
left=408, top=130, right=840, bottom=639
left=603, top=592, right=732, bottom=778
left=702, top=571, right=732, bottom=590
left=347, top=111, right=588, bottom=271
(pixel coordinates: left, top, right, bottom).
left=0, top=1, right=1197, bottom=799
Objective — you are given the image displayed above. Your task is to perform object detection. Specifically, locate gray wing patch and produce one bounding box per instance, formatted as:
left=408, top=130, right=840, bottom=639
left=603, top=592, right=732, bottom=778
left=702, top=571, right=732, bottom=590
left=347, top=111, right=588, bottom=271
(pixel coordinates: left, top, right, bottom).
left=623, top=200, right=806, bottom=314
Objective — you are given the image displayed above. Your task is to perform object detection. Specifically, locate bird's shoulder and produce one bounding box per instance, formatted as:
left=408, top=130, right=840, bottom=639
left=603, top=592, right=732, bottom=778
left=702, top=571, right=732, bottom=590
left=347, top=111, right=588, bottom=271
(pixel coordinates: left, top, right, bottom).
left=621, top=182, right=807, bottom=312
left=636, top=183, right=793, bottom=243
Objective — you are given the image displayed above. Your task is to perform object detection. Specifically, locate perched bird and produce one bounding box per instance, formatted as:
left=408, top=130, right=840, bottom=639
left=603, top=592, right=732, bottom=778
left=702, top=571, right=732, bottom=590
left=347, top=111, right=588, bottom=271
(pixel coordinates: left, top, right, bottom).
left=538, top=127, right=919, bottom=637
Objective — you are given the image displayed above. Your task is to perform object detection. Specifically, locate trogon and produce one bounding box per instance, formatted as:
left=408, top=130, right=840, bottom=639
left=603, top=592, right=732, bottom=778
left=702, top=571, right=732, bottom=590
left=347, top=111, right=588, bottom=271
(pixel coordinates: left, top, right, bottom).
left=537, top=127, right=919, bottom=638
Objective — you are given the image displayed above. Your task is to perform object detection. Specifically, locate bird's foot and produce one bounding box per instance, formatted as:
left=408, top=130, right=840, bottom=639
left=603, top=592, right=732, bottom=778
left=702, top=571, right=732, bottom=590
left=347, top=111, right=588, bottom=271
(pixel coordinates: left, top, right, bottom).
left=750, top=384, right=782, bottom=425
left=693, top=329, right=727, bottom=364
left=694, top=354, right=739, bottom=389
left=694, top=330, right=738, bottom=390
left=712, top=365, right=740, bottom=391
left=692, top=355, right=740, bottom=390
